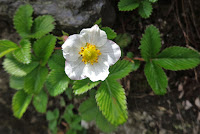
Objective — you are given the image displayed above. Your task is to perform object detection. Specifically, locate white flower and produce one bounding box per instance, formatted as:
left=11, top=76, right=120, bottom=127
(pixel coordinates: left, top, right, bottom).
left=62, top=25, right=121, bottom=82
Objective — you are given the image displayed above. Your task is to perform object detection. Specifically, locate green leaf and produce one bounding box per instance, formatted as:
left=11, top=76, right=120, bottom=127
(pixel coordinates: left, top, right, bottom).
left=10, top=76, right=24, bottom=90
left=24, top=66, right=48, bottom=94
left=46, top=108, right=59, bottom=121
left=46, top=70, right=69, bottom=96
left=115, top=33, right=132, bottom=48
left=79, top=96, right=116, bottom=132
left=140, top=25, right=161, bottom=61
left=79, top=98, right=98, bottom=121
left=153, top=46, right=200, bottom=71
left=13, top=4, right=33, bottom=38
left=138, top=0, right=153, bottom=18
left=126, top=52, right=134, bottom=58
left=48, top=50, right=65, bottom=70
left=101, top=27, right=117, bottom=40
left=132, top=60, right=141, bottom=71
left=118, top=0, right=139, bottom=11
left=144, top=62, right=168, bottom=95
left=0, top=40, right=18, bottom=58
left=65, top=88, right=73, bottom=100
left=73, top=78, right=99, bottom=95
left=3, top=55, right=39, bottom=77
left=33, top=90, right=48, bottom=113
left=109, top=60, right=132, bottom=80
left=96, top=111, right=116, bottom=133
left=30, top=15, right=55, bottom=39
left=33, top=34, right=56, bottom=66
left=96, top=79, right=128, bottom=125
left=12, top=90, right=32, bottom=118
left=94, top=18, right=102, bottom=26
left=13, top=39, right=31, bottom=64
left=149, top=0, right=157, bottom=3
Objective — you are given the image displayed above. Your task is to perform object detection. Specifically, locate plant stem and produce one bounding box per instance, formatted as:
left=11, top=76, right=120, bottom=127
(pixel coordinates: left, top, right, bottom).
left=133, top=57, right=145, bottom=61
left=55, top=47, right=61, bottom=50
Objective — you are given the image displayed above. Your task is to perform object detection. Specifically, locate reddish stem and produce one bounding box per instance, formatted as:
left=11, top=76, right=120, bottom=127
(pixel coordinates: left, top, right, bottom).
left=133, top=57, right=145, bottom=61
left=55, top=47, right=61, bottom=50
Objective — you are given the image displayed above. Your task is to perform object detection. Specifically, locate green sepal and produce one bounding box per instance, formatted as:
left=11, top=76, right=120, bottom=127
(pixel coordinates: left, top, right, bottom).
left=101, top=27, right=117, bottom=40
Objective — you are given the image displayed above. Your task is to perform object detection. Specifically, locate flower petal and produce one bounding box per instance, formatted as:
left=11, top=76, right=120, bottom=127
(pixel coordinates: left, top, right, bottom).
left=85, top=58, right=109, bottom=82
left=65, top=58, right=87, bottom=80
left=99, top=40, right=121, bottom=66
left=62, top=34, right=86, bottom=61
left=80, top=24, right=107, bottom=47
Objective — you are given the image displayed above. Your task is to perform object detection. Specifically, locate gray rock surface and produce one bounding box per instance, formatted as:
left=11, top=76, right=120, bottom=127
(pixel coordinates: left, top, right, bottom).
left=0, top=0, right=115, bottom=33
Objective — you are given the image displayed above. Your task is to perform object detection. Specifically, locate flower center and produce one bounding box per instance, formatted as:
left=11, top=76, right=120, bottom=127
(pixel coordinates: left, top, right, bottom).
left=79, top=43, right=101, bottom=65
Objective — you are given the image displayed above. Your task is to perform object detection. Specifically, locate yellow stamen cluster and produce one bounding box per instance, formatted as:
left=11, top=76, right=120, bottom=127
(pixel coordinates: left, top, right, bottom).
left=79, top=43, right=101, bottom=65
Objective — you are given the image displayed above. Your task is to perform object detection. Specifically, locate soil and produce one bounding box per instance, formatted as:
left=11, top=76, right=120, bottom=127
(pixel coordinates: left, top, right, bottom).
left=0, top=0, right=200, bottom=134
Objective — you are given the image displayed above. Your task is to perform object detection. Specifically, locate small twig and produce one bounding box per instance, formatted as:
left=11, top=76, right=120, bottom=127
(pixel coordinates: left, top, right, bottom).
left=188, top=0, right=200, bottom=40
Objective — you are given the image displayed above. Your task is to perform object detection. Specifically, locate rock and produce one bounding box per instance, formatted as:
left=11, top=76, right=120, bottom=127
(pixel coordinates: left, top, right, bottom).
left=0, top=0, right=116, bottom=33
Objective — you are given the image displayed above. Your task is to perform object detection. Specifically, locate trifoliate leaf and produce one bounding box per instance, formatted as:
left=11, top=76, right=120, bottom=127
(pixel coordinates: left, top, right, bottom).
left=109, top=60, right=132, bottom=80
left=13, top=4, right=33, bottom=38
left=33, top=90, right=48, bottom=113
left=12, top=90, right=32, bottom=118
left=153, top=46, right=200, bottom=71
left=115, top=33, right=132, bottom=48
left=3, top=55, right=39, bottom=77
left=33, top=34, right=56, bottom=66
left=0, top=40, right=18, bottom=58
left=118, top=0, right=140, bottom=11
left=96, top=79, right=128, bottom=125
left=10, top=76, right=24, bottom=90
left=48, top=50, right=65, bottom=70
left=24, top=66, right=48, bottom=94
left=101, top=27, right=117, bottom=40
left=13, top=39, right=31, bottom=64
left=140, top=25, right=161, bottom=61
left=144, top=62, right=168, bottom=95
left=73, top=78, right=99, bottom=95
left=138, top=0, right=153, bottom=18
left=46, top=70, right=69, bottom=96
left=30, top=15, right=55, bottom=39
left=79, top=98, right=98, bottom=121
left=96, top=111, right=116, bottom=133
